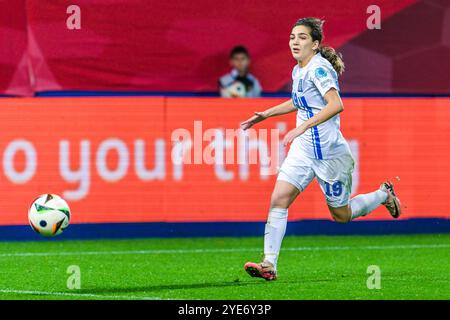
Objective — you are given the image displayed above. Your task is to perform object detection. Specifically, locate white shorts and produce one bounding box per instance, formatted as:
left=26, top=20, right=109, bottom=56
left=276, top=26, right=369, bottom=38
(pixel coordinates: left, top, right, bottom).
left=277, top=149, right=355, bottom=208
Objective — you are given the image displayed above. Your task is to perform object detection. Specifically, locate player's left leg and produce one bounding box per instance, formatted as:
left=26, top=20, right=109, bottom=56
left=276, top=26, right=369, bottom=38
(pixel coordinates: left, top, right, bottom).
left=347, top=181, right=402, bottom=220
left=314, top=155, right=402, bottom=222
left=326, top=185, right=388, bottom=223
left=327, top=181, right=402, bottom=222
left=314, top=153, right=356, bottom=222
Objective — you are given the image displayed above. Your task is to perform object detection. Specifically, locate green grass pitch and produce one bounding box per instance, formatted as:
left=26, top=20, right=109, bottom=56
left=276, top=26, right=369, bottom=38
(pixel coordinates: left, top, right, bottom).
left=0, top=234, right=448, bottom=300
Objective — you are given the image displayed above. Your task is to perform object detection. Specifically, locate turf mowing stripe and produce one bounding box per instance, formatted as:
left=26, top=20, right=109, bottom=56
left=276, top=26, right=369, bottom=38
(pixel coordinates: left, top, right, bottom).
left=0, top=243, right=448, bottom=257
left=0, top=289, right=161, bottom=300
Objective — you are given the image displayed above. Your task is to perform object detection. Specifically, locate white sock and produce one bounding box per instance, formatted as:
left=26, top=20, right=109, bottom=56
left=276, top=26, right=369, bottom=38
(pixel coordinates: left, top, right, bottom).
left=350, top=190, right=388, bottom=220
left=264, top=207, right=288, bottom=269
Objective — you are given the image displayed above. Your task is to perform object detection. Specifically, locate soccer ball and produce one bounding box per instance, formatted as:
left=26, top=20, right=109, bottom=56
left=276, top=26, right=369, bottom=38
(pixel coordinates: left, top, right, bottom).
left=28, top=194, right=71, bottom=237
left=223, top=81, right=247, bottom=98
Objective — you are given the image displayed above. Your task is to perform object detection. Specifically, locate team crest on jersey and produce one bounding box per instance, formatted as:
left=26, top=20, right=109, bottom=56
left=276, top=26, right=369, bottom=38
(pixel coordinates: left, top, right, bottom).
left=297, top=79, right=303, bottom=92
left=315, top=67, right=327, bottom=79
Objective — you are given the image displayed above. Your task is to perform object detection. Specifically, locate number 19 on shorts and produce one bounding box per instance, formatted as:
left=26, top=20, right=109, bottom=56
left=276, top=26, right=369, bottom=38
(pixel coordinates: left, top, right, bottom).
left=324, top=181, right=343, bottom=197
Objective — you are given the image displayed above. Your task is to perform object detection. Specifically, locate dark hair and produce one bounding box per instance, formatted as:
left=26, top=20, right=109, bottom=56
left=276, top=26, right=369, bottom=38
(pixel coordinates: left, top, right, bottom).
left=230, top=45, right=249, bottom=58
left=293, top=17, right=345, bottom=75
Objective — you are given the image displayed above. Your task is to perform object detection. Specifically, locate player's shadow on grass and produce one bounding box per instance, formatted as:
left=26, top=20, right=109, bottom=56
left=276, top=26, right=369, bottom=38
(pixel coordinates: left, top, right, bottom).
left=81, top=279, right=282, bottom=295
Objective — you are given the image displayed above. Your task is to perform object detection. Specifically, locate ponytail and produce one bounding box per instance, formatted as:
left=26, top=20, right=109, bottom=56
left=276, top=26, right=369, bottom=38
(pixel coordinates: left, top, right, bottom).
left=318, top=46, right=345, bottom=75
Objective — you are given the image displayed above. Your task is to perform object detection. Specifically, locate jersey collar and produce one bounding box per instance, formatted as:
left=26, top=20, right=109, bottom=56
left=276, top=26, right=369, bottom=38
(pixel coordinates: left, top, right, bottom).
left=298, top=52, right=321, bottom=72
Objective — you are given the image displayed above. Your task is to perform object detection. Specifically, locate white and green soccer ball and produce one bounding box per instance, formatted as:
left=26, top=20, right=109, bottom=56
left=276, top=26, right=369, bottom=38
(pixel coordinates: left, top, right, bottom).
left=28, top=194, right=71, bottom=237
left=222, top=81, right=247, bottom=98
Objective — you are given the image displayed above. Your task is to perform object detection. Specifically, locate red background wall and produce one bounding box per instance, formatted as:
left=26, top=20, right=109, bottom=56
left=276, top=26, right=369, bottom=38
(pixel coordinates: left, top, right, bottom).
left=0, top=97, right=448, bottom=225
left=4, top=0, right=449, bottom=96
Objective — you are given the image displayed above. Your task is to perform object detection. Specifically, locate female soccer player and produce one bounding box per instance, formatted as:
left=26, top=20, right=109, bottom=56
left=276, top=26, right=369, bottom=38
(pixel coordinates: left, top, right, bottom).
left=240, top=17, right=402, bottom=281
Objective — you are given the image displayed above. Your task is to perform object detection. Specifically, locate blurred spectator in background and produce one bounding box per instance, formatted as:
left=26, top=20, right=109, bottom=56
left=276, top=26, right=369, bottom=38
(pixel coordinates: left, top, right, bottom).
left=219, top=46, right=262, bottom=98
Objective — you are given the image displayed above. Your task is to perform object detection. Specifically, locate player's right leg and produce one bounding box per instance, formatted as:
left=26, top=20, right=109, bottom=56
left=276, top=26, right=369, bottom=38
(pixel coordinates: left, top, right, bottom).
left=244, top=180, right=299, bottom=281
left=244, top=152, right=315, bottom=281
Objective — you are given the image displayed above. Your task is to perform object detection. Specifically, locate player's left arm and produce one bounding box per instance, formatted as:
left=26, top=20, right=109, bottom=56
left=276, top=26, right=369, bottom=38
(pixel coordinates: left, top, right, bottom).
left=283, top=88, right=343, bottom=145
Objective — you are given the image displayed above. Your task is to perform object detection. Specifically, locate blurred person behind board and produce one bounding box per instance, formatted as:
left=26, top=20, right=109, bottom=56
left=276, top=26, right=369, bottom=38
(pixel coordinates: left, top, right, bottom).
left=219, top=46, right=262, bottom=98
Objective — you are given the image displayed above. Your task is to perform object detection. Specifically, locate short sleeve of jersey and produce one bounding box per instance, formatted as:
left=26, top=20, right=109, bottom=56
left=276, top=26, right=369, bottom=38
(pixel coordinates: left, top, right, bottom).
left=310, top=64, right=339, bottom=97
left=291, top=65, right=298, bottom=80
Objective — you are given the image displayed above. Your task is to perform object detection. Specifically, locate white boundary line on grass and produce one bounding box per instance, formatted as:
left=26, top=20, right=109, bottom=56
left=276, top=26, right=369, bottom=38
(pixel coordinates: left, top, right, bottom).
left=0, top=289, right=161, bottom=300
left=0, top=243, right=448, bottom=258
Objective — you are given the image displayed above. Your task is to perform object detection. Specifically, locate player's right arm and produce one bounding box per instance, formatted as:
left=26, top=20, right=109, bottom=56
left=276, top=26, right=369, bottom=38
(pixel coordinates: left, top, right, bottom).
left=240, top=99, right=296, bottom=130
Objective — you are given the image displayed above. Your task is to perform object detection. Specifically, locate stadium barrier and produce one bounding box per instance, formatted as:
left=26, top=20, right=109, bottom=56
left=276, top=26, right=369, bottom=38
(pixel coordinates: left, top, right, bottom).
left=0, top=97, right=449, bottom=239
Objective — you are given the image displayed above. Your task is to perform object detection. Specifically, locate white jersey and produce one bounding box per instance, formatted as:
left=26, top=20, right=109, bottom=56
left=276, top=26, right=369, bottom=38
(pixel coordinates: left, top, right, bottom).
left=291, top=52, right=351, bottom=160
